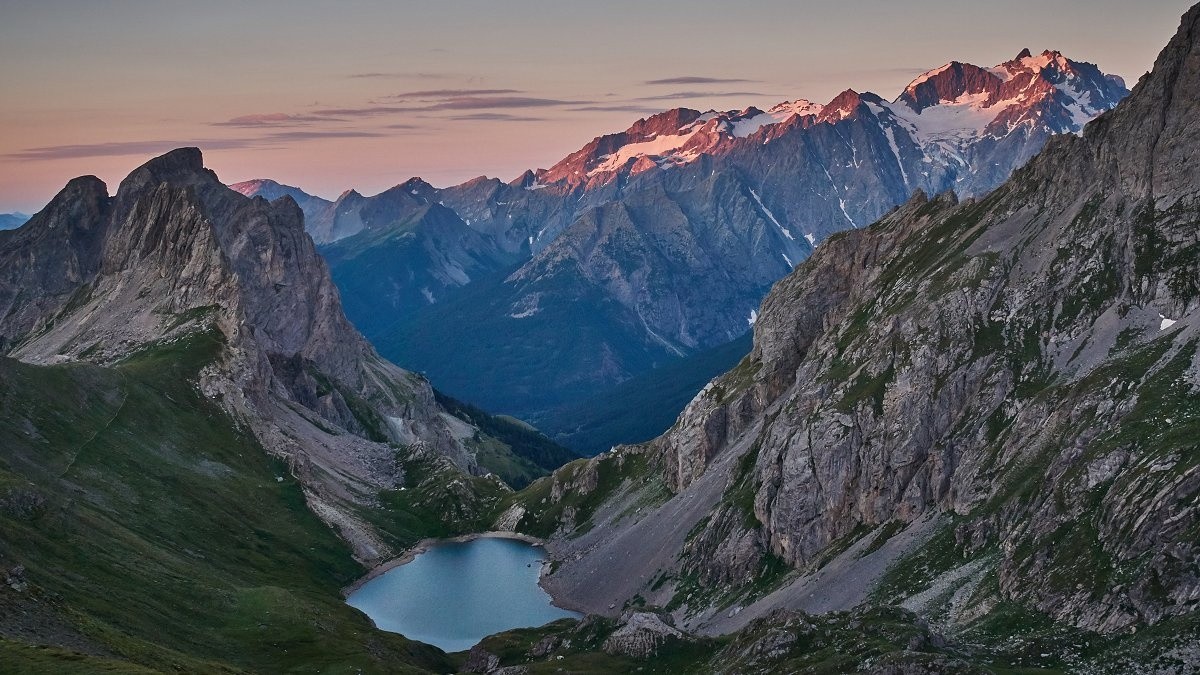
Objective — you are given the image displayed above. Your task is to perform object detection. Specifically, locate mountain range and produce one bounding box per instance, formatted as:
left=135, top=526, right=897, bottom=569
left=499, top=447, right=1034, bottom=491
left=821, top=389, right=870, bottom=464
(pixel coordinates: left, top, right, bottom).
left=0, top=212, right=29, bottom=230
left=506, top=5, right=1200, bottom=668
left=3, top=5, right=1198, bottom=671
left=235, top=49, right=1130, bottom=453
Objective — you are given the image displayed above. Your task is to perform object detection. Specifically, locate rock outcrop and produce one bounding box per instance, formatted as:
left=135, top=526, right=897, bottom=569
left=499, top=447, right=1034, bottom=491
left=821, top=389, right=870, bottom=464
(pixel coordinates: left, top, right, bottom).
left=601, top=611, right=685, bottom=658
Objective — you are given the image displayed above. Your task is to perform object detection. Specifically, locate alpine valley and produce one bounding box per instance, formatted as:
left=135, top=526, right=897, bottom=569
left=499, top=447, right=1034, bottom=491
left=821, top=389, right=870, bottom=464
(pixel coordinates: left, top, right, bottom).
left=1, top=4, right=1198, bottom=675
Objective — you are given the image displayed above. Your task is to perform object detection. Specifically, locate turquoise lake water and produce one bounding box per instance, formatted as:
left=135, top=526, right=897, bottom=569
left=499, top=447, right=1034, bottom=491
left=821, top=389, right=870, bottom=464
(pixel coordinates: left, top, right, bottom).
left=345, top=537, right=580, bottom=653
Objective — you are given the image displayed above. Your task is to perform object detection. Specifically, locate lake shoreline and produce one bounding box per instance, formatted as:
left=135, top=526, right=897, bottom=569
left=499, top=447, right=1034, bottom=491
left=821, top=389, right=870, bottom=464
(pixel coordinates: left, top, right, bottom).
left=342, top=530, right=547, bottom=597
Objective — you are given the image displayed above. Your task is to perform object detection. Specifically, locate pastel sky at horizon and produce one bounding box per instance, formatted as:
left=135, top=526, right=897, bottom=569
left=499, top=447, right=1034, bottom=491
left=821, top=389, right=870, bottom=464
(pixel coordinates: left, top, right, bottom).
left=0, top=0, right=1193, bottom=214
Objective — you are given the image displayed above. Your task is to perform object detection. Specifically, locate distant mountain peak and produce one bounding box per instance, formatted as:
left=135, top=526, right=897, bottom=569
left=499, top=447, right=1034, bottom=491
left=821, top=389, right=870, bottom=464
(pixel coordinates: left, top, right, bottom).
left=396, top=176, right=438, bottom=201
left=818, top=88, right=867, bottom=122
left=529, top=49, right=1126, bottom=191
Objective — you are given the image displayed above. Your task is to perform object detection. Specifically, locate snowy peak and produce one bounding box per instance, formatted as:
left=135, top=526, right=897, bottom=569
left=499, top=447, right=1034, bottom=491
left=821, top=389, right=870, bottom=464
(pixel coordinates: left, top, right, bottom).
left=989, top=49, right=1129, bottom=133
left=887, top=49, right=1129, bottom=145
left=229, top=178, right=330, bottom=211
left=541, top=97, right=831, bottom=186
left=229, top=178, right=286, bottom=199
left=818, top=89, right=874, bottom=123
left=898, top=62, right=1002, bottom=112
left=532, top=48, right=1125, bottom=191
left=539, top=108, right=708, bottom=185
left=395, top=177, right=438, bottom=202
left=769, top=99, right=823, bottom=117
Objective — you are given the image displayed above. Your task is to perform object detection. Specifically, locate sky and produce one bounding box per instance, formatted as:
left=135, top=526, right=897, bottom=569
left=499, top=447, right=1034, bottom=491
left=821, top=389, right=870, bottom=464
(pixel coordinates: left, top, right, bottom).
left=0, top=0, right=1193, bottom=214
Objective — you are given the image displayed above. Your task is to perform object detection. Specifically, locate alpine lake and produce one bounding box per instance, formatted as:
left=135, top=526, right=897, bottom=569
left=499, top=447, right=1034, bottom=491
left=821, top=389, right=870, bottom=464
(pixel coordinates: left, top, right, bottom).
left=345, top=536, right=579, bottom=653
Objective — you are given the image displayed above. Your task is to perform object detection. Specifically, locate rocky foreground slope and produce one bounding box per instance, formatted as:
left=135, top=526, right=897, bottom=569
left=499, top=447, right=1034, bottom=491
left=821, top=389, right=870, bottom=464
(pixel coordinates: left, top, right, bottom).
left=515, top=2, right=1200, bottom=664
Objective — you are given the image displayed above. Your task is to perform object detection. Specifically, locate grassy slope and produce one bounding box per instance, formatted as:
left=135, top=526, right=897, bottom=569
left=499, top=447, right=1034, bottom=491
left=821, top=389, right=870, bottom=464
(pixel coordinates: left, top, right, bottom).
left=0, top=332, right=450, bottom=674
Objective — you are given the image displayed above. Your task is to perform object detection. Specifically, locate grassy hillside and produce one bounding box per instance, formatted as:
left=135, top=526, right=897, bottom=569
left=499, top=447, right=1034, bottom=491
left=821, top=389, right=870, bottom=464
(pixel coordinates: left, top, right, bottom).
left=0, top=332, right=451, bottom=673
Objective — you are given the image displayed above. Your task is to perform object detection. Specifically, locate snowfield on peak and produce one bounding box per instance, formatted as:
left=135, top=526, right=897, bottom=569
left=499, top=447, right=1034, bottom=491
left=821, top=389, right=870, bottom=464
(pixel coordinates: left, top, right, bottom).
left=588, top=126, right=706, bottom=175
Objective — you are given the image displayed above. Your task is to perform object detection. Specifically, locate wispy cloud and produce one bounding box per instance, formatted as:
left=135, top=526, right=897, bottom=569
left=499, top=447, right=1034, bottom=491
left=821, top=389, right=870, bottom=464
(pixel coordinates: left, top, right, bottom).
left=349, top=71, right=452, bottom=80
left=569, top=104, right=665, bottom=114
left=311, top=106, right=423, bottom=117
left=426, top=96, right=586, bottom=110
left=643, top=76, right=759, bottom=85
left=633, top=90, right=769, bottom=101
left=7, top=130, right=387, bottom=161
left=214, top=112, right=343, bottom=127
left=384, top=88, right=521, bottom=100
left=308, top=96, right=584, bottom=117
left=446, top=112, right=547, bottom=122
left=261, top=130, right=384, bottom=141
left=6, top=139, right=257, bottom=161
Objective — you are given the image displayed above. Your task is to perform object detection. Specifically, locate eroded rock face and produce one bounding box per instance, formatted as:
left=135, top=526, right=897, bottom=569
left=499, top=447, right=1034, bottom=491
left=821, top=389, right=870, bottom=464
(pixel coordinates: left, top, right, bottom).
left=462, top=645, right=501, bottom=673
left=601, top=611, right=685, bottom=658
left=653, top=4, right=1200, bottom=632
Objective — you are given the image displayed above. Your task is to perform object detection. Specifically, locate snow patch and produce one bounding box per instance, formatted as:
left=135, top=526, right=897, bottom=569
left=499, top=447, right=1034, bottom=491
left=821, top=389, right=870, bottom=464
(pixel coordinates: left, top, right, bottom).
left=878, top=117, right=910, bottom=188
left=748, top=309, right=758, bottom=326
left=749, top=188, right=794, bottom=240
left=1160, top=316, right=1178, bottom=331
left=904, top=63, right=954, bottom=92
left=589, top=126, right=702, bottom=175
left=731, top=101, right=820, bottom=137
left=509, top=293, right=543, bottom=319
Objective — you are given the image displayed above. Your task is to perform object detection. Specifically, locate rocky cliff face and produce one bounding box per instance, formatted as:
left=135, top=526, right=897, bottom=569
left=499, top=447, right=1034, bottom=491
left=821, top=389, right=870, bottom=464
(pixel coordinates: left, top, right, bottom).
left=531, top=4, right=1200, bottom=641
